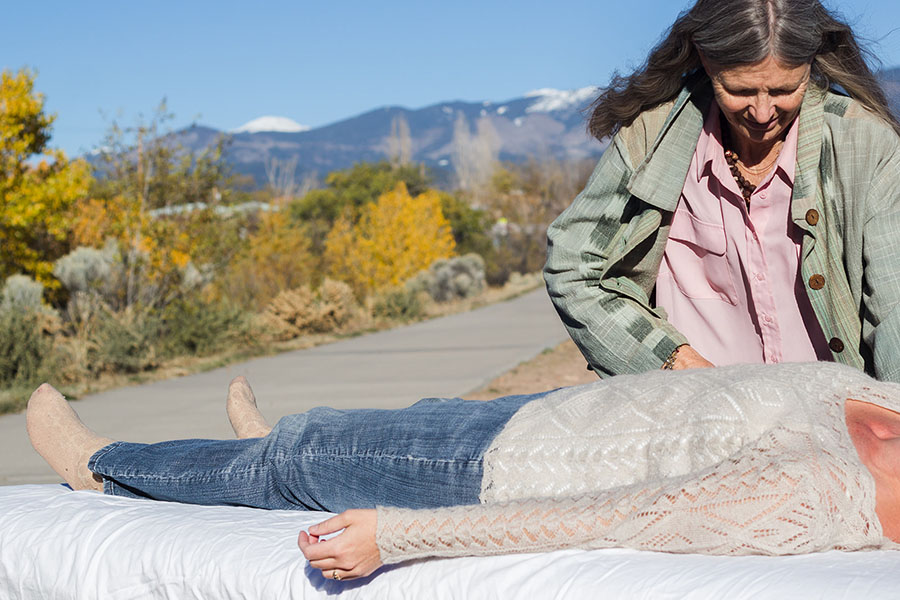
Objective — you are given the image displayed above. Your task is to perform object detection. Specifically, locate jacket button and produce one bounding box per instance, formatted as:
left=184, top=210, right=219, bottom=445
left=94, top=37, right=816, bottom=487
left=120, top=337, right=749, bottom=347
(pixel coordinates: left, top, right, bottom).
left=829, top=337, right=845, bottom=353
left=809, top=274, right=826, bottom=290
left=805, top=209, right=819, bottom=226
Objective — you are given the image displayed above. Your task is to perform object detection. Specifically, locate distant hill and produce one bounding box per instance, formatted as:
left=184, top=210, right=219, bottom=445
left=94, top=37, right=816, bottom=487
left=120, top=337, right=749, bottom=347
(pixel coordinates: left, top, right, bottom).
left=173, top=87, right=604, bottom=188
left=158, top=69, right=900, bottom=188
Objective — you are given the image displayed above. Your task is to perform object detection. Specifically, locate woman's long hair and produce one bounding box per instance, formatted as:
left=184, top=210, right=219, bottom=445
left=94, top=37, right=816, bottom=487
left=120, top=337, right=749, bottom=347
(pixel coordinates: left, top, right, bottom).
left=588, top=0, right=900, bottom=139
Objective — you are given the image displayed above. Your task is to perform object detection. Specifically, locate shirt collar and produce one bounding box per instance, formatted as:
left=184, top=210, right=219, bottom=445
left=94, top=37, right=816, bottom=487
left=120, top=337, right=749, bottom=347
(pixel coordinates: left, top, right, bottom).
left=695, top=102, right=800, bottom=188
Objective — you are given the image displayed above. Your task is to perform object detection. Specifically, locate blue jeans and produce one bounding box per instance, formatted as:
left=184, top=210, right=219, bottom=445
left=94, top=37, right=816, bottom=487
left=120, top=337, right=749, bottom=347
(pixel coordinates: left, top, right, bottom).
left=88, top=393, right=540, bottom=512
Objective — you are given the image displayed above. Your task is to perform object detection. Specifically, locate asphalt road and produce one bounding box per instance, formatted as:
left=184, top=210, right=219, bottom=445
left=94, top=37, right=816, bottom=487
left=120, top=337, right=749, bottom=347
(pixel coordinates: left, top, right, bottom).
left=0, top=288, right=568, bottom=485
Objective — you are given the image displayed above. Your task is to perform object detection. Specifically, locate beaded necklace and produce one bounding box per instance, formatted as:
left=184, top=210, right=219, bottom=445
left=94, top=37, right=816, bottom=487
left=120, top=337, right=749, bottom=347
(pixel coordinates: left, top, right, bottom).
left=723, top=149, right=755, bottom=206
left=720, top=117, right=782, bottom=210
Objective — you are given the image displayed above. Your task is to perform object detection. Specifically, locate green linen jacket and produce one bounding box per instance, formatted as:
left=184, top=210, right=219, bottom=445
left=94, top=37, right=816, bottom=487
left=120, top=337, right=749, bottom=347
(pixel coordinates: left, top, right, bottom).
left=544, top=81, right=900, bottom=381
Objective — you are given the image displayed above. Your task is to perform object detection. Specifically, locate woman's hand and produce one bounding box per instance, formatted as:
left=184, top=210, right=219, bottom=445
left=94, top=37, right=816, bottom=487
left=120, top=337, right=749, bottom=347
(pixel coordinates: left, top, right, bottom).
left=298, top=509, right=382, bottom=581
left=672, top=345, right=714, bottom=369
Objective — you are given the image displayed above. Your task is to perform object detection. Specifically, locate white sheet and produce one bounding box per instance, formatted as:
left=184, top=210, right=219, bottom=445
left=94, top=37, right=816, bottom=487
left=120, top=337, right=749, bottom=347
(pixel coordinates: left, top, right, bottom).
left=1, top=484, right=897, bottom=599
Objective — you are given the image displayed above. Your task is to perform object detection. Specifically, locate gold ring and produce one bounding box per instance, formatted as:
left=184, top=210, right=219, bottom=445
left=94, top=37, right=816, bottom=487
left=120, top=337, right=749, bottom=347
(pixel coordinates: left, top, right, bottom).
left=332, top=569, right=341, bottom=581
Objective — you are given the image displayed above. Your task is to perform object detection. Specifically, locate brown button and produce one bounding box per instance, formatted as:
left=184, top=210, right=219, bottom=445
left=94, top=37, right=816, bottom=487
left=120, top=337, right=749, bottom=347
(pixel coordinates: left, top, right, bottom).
left=805, top=209, right=819, bottom=226
left=809, top=274, right=826, bottom=290
left=829, top=337, right=845, bottom=353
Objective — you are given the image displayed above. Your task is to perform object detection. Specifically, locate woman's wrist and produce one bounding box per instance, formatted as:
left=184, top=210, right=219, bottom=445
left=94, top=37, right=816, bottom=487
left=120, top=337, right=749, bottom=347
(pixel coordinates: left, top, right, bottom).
left=663, top=345, right=714, bottom=370
left=661, top=345, right=681, bottom=370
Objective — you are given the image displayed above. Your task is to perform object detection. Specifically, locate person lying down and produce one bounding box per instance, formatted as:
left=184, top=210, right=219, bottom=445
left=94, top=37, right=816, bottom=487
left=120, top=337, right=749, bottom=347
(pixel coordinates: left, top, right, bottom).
left=26, top=361, right=900, bottom=582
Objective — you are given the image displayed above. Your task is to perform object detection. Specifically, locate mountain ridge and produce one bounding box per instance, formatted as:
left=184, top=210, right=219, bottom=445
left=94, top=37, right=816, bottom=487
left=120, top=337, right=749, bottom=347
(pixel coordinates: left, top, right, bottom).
left=168, top=73, right=900, bottom=188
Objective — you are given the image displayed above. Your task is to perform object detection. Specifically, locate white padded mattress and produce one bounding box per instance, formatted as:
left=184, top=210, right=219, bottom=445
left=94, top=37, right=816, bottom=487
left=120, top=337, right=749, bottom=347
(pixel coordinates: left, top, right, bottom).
left=1, top=484, right=897, bottom=599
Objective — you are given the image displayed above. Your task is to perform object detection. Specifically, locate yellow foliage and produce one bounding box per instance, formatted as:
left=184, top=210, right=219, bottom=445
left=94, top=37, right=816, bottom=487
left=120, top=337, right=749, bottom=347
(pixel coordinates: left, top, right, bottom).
left=70, top=197, right=123, bottom=249
left=0, top=68, right=92, bottom=285
left=325, top=182, right=455, bottom=296
left=69, top=191, right=193, bottom=301
left=216, top=209, right=316, bottom=310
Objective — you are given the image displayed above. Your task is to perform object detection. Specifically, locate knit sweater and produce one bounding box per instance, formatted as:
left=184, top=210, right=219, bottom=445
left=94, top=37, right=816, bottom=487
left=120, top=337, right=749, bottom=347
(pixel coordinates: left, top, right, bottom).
left=376, top=362, right=899, bottom=564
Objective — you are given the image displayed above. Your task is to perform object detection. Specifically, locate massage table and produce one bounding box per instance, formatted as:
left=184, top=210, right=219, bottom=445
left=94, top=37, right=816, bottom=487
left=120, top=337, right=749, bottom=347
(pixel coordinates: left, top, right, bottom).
left=1, top=484, right=898, bottom=599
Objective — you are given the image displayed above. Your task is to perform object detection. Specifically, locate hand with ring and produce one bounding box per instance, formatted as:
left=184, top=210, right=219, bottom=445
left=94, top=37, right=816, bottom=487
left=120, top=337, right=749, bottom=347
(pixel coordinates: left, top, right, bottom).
left=298, top=509, right=382, bottom=581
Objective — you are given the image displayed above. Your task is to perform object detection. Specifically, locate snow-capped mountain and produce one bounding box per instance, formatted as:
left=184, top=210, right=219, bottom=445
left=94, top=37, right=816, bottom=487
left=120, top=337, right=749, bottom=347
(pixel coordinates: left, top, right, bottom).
left=232, top=116, right=310, bottom=134
left=175, top=87, right=606, bottom=187
left=169, top=73, right=900, bottom=188
left=525, top=86, right=597, bottom=113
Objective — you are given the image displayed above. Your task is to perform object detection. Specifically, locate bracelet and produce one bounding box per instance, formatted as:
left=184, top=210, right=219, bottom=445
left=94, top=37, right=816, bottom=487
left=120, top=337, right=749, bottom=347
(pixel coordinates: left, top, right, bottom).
left=661, top=346, right=680, bottom=370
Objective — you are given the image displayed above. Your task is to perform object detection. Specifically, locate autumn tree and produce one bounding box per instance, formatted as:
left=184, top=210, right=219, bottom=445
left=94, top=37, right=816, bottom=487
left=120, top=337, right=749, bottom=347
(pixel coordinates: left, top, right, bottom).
left=480, top=158, right=595, bottom=282
left=215, top=208, right=315, bottom=310
left=289, top=161, right=487, bottom=262
left=288, top=161, right=431, bottom=252
left=451, top=113, right=500, bottom=200
left=324, top=182, right=455, bottom=296
left=387, top=114, right=412, bottom=168
left=70, top=104, right=240, bottom=310
left=0, top=68, right=91, bottom=286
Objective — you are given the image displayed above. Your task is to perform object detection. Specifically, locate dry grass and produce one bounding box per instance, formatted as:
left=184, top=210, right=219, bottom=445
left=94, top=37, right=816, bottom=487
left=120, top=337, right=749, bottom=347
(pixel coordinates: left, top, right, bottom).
left=0, top=274, right=544, bottom=416
left=463, top=338, right=599, bottom=400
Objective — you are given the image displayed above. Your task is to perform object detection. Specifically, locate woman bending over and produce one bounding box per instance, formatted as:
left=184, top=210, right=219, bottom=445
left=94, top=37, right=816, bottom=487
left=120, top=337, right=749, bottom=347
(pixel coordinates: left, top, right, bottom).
left=27, top=362, right=900, bottom=581
left=545, top=0, right=900, bottom=379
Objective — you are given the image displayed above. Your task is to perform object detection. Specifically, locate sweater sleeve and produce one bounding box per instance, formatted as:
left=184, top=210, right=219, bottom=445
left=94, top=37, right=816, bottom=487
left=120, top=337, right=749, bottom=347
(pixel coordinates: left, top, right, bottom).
left=375, top=436, right=881, bottom=564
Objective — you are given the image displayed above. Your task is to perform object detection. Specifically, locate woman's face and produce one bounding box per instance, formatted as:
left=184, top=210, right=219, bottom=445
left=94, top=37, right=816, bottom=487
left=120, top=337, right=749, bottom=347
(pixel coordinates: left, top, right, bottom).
left=701, top=54, right=811, bottom=149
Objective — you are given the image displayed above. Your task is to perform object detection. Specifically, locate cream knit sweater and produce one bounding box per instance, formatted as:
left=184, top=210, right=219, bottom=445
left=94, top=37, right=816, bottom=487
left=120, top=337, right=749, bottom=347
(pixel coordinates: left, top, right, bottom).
left=376, top=362, right=899, bottom=564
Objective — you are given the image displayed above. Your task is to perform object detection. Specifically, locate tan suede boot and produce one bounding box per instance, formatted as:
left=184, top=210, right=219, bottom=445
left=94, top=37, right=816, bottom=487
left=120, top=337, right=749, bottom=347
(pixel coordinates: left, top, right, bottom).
left=226, top=376, right=272, bottom=439
left=26, top=384, right=113, bottom=491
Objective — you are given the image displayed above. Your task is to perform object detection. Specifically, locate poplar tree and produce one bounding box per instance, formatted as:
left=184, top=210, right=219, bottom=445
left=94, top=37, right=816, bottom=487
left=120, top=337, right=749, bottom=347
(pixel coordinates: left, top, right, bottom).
left=0, top=68, right=91, bottom=285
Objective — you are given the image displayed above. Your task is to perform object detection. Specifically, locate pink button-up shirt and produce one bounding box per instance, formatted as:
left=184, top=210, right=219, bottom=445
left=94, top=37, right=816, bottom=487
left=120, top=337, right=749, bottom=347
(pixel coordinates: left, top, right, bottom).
left=655, top=104, right=832, bottom=366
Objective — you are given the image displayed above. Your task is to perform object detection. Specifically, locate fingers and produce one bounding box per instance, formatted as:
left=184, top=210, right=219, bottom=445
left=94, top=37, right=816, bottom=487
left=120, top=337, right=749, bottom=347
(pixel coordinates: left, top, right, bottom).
left=299, top=537, right=366, bottom=581
left=299, top=535, right=341, bottom=562
left=297, top=530, right=318, bottom=550
left=308, top=512, right=349, bottom=537
left=298, top=510, right=382, bottom=582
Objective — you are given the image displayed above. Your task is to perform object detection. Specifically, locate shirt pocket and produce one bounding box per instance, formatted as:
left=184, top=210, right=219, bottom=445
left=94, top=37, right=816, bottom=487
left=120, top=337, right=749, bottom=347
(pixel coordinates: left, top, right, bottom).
left=664, top=207, right=738, bottom=304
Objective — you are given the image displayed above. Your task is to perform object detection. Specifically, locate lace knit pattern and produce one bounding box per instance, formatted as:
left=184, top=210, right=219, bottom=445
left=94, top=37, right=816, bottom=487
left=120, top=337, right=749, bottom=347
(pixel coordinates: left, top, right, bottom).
left=377, top=363, right=897, bottom=564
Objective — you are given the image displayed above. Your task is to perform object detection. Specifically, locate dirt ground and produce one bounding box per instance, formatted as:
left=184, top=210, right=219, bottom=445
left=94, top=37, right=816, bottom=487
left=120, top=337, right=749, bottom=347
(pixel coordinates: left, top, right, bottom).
left=464, top=339, right=599, bottom=399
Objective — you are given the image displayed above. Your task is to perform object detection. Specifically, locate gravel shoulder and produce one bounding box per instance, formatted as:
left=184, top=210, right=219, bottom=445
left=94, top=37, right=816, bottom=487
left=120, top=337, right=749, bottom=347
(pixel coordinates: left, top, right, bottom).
left=464, top=339, right=599, bottom=399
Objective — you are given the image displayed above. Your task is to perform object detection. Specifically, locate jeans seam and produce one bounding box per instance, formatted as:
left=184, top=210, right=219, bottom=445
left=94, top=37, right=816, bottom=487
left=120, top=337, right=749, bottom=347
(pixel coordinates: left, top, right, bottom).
left=296, top=451, right=483, bottom=464
left=98, top=464, right=268, bottom=483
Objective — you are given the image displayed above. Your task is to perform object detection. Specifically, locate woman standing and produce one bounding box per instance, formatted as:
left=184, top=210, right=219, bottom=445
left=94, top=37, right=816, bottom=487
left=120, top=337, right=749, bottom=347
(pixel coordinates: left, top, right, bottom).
left=545, top=0, right=900, bottom=379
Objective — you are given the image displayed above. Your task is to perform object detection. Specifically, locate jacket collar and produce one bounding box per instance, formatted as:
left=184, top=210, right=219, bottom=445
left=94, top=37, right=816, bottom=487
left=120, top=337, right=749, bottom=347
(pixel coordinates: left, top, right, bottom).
left=790, top=85, right=826, bottom=226
left=626, top=79, right=826, bottom=215
left=626, top=80, right=712, bottom=212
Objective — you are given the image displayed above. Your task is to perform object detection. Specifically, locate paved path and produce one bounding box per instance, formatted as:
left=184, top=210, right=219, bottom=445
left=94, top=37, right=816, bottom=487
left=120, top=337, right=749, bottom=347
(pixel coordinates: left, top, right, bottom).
left=0, top=288, right=568, bottom=485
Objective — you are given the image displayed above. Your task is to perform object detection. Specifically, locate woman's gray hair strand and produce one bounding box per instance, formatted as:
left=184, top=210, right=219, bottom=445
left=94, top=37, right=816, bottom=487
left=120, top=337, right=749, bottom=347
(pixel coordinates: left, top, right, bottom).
left=588, top=0, right=900, bottom=139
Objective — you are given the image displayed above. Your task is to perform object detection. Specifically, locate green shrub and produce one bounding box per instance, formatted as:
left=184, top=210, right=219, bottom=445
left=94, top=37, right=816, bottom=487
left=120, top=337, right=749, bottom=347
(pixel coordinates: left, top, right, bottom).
left=1, top=275, right=45, bottom=312
left=53, top=244, right=117, bottom=295
left=373, top=286, right=425, bottom=322
left=483, top=246, right=514, bottom=287
left=428, top=254, right=486, bottom=302
left=158, top=297, right=246, bottom=358
left=406, top=254, right=487, bottom=303
left=90, top=308, right=160, bottom=373
left=0, top=309, right=51, bottom=386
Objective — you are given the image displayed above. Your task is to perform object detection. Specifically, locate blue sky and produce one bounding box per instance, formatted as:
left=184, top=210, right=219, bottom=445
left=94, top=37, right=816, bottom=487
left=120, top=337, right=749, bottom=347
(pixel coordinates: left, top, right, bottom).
left=4, top=0, right=899, bottom=156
